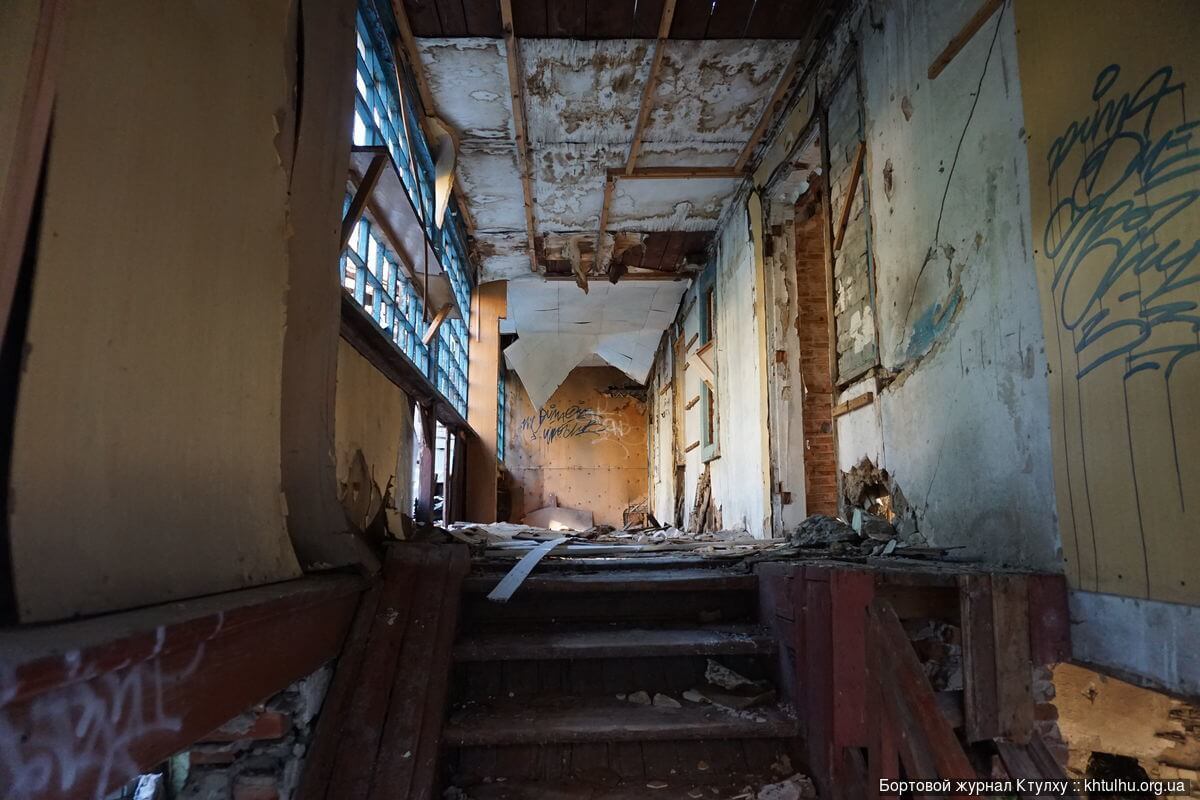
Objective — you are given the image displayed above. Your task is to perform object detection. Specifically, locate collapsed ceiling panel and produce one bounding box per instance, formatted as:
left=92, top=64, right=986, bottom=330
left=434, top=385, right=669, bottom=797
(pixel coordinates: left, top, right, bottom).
left=503, top=277, right=689, bottom=405
left=522, top=39, right=652, bottom=144
left=503, top=332, right=598, bottom=411
left=415, top=38, right=513, bottom=139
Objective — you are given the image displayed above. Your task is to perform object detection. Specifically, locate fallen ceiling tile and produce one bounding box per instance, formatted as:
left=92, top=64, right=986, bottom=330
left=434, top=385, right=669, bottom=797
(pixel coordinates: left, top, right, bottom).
left=504, top=333, right=597, bottom=410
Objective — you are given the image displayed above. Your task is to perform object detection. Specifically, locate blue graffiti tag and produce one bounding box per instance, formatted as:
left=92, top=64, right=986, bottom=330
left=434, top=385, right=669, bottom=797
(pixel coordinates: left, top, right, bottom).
left=1042, top=64, right=1200, bottom=381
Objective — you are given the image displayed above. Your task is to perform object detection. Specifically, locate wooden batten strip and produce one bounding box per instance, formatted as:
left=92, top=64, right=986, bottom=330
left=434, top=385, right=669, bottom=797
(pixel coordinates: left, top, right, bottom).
left=625, top=0, right=677, bottom=174
left=594, top=0, right=677, bottom=287
left=685, top=395, right=700, bottom=410
left=834, top=141, right=866, bottom=251
left=684, top=440, right=701, bottom=453
left=928, top=0, right=1005, bottom=80
left=340, top=153, right=388, bottom=249
left=831, top=390, right=874, bottom=418
left=498, top=0, right=538, bottom=273
left=735, top=45, right=804, bottom=172
left=421, top=303, right=454, bottom=345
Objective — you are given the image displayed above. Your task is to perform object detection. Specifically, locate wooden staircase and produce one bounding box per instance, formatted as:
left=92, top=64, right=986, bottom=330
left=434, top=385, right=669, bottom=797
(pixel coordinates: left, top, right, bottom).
left=442, top=561, right=804, bottom=799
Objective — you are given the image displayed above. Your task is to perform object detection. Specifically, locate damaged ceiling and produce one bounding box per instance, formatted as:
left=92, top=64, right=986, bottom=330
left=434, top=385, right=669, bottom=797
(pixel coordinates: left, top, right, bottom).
left=503, top=279, right=688, bottom=408
left=405, top=0, right=820, bottom=404
left=415, top=34, right=799, bottom=281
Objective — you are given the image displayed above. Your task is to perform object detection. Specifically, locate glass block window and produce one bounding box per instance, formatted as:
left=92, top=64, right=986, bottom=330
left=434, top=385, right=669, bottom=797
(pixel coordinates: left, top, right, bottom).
left=435, top=317, right=468, bottom=417
left=496, top=367, right=507, bottom=463
left=341, top=199, right=430, bottom=375
left=347, top=0, right=477, bottom=416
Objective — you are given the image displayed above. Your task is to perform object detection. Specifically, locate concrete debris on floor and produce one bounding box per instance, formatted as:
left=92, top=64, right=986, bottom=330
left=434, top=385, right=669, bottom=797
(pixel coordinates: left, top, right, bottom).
left=439, top=505, right=969, bottom=604
left=617, top=660, right=779, bottom=715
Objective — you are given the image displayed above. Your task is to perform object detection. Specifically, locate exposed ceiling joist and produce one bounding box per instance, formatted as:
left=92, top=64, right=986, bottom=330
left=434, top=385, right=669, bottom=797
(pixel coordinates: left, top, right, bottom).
left=625, top=0, right=678, bottom=175
left=593, top=0, right=679, bottom=293
left=734, top=0, right=840, bottom=172
left=735, top=46, right=803, bottom=172
left=499, top=0, right=539, bottom=274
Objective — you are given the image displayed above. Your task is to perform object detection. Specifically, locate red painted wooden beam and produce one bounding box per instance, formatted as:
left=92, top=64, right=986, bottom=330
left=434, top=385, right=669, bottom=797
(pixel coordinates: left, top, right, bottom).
left=0, top=575, right=366, bottom=800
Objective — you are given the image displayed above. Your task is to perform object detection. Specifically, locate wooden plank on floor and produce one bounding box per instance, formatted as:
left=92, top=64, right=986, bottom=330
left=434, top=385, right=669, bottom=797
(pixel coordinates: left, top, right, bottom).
left=374, top=545, right=470, bottom=800
left=869, top=600, right=976, bottom=781
left=295, top=584, right=384, bottom=800
left=463, top=569, right=757, bottom=594
left=329, top=548, right=426, bottom=800
left=992, top=573, right=1034, bottom=744
left=958, top=573, right=1000, bottom=743
left=803, top=567, right=833, bottom=794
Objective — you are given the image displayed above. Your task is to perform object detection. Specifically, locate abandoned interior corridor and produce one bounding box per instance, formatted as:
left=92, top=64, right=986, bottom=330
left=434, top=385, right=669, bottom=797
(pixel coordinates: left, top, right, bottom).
left=1, top=0, right=1199, bottom=798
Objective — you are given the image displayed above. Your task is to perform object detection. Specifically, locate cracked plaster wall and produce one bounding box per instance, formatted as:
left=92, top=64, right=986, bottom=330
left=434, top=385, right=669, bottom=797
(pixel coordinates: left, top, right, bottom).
left=822, top=0, right=1059, bottom=570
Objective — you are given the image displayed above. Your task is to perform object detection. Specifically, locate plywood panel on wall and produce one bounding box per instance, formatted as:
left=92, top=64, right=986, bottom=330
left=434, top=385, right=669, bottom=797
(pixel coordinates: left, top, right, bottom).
left=506, top=366, right=648, bottom=528
left=7, top=1, right=304, bottom=621
left=1016, top=0, right=1200, bottom=604
left=335, top=338, right=415, bottom=516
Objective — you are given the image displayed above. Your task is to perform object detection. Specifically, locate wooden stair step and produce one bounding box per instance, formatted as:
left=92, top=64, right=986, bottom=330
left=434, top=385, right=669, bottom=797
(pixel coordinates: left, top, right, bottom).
left=462, top=569, right=756, bottom=595
left=453, top=625, right=777, bottom=662
left=444, top=697, right=799, bottom=747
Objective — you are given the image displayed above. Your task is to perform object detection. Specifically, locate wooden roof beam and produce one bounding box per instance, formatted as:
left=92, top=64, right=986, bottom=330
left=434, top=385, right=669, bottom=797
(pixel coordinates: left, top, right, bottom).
left=595, top=0, right=678, bottom=291
left=735, top=45, right=804, bottom=172
left=734, top=0, right=839, bottom=172
left=499, top=0, right=539, bottom=274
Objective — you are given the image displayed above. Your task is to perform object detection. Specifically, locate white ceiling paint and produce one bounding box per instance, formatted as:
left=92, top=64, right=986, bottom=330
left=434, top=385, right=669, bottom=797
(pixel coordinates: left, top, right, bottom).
left=415, top=36, right=798, bottom=281
left=502, top=277, right=689, bottom=406
left=522, top=39, right=651, bottom=145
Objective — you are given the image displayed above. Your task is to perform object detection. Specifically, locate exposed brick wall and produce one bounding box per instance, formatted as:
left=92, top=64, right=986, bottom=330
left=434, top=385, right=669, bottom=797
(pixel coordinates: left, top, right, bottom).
left=795, top=193, right=839, bottom=517
left=178, top=666, right=332, bottom=800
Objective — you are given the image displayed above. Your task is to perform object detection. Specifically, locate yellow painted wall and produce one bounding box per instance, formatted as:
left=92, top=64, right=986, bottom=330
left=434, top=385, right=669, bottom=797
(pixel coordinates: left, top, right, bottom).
left=1016, top=0, right=1200, bottom=603
left=7, top=2, right=308, bottom=621
left=335, top=338, right=415, bottom=518
left=505, top=366, right=648, bottom=528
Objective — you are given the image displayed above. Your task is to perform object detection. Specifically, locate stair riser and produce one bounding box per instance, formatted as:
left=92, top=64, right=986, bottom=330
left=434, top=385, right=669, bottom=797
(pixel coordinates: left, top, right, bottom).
left=448, top=738, right=802, bottom=786
left=453, top=655, right=773, bottom=705
left=462, top=590, right=758, bottom=630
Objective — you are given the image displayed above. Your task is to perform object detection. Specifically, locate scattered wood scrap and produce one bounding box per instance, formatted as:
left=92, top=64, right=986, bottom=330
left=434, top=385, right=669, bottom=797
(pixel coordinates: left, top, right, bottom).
left=486, top=537, right=569, bottom=602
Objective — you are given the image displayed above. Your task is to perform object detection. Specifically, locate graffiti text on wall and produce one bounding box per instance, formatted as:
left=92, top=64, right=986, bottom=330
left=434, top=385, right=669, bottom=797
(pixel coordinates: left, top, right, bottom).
left=1043, top=63, right=1199, bottom=383
left=517, top=404, right=606, bottom=444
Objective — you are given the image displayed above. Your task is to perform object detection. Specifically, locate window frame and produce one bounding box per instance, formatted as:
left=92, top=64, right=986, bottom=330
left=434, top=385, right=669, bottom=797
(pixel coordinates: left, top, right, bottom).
left=347, top=2, right=473, bottom=417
